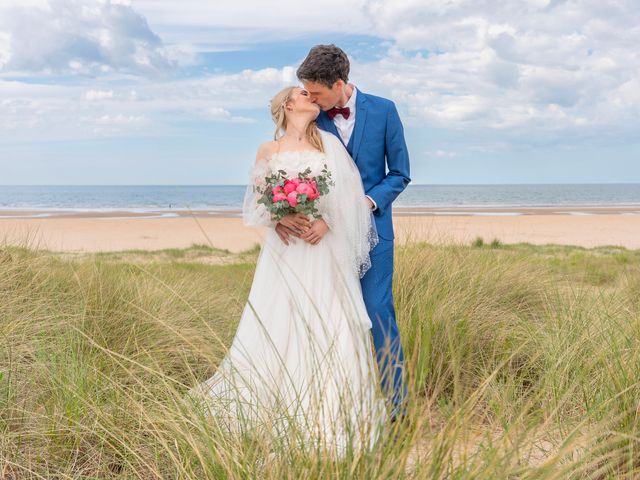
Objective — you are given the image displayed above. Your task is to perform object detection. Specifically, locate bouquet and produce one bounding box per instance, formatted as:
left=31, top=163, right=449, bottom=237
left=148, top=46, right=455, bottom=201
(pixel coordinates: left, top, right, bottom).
left=255, top=165, right=334, bottom=222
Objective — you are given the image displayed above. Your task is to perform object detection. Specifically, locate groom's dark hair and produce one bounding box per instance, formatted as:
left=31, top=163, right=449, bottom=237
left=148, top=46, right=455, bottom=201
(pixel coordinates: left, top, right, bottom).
left=296, top=44, right=350, bottom=88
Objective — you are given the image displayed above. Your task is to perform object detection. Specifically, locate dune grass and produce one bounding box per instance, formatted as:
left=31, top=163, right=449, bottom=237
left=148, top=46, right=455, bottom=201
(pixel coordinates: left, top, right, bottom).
left=1, top=237, right=639, bottom=478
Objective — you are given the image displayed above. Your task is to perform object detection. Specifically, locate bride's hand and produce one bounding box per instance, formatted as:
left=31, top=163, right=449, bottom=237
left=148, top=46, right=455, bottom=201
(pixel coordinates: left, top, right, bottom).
left=300, top=219, right=329, bottom=245
left=279, top=213, right=311, bottom=236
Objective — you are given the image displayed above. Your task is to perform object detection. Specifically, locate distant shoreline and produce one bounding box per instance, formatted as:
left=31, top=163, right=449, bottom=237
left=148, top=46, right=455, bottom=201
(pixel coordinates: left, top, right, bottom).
left=1, top=205, right=640, bottom=220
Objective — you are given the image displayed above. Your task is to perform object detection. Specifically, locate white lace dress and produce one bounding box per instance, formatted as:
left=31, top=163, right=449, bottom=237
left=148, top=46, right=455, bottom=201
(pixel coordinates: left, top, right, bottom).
left=188, top=137, right=387, bottom=456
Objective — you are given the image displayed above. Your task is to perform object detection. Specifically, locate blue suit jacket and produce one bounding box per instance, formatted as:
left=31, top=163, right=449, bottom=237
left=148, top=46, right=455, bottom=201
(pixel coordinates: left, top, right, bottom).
left=316, top=89, right=411, bottom=240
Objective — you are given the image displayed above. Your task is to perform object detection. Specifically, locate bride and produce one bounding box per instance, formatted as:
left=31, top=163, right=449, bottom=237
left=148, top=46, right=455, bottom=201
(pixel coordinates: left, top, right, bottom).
left=188, top=86, right=387, bottom=456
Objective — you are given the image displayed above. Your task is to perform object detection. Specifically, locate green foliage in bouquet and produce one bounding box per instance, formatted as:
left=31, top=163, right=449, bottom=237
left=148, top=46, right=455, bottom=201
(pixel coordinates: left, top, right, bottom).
left=255, top=165, right=334, bottom=222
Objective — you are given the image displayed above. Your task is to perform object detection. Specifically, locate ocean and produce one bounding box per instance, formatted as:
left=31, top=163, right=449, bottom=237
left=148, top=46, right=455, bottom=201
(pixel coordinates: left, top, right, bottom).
left=0, top=184, right=639, bottom=217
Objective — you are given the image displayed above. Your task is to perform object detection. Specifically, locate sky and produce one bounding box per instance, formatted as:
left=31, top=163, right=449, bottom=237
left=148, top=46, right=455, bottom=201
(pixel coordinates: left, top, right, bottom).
left=0, top=0, right=639, bottom=185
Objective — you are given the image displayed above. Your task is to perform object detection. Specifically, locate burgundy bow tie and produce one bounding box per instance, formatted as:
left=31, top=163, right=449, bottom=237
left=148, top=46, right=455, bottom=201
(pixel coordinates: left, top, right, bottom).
left=327, top=106, right=350, bottom=120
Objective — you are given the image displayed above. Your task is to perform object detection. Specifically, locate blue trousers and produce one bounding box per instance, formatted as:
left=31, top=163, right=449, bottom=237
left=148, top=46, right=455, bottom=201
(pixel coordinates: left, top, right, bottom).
left=360, top=238, right=408, bottom=416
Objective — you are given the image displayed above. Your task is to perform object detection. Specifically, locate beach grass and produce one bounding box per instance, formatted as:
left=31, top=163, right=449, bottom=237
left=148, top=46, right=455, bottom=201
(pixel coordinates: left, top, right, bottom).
left=1, top=237, right=639, bottom=478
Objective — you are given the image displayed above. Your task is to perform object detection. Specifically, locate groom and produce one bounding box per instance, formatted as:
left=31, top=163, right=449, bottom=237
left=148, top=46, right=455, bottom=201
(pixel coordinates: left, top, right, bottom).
left=275, top=44, right=411, bottom=421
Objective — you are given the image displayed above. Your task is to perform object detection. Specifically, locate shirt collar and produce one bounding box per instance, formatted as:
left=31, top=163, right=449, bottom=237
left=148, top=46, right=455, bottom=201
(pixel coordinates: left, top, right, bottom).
left=345, top=85, right=357, bottom=110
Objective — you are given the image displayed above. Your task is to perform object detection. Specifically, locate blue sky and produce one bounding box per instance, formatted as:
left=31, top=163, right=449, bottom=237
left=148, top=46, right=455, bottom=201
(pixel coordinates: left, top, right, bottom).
left=1, top=0, right=639, bottom=185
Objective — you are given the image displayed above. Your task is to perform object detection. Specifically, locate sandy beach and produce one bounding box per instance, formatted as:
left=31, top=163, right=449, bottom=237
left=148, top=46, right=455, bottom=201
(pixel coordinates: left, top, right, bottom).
left=1, top=206, right=639, bottom=253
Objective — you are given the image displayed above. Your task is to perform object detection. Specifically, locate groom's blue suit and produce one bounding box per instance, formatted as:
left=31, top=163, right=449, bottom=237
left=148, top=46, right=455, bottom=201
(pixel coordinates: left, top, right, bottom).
left=316, top=88, right=411, bottom=417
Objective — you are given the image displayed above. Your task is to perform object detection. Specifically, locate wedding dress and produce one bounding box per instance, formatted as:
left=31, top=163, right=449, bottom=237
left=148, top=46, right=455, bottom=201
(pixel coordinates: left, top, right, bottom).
left=187, top=130, right=387, bottom=456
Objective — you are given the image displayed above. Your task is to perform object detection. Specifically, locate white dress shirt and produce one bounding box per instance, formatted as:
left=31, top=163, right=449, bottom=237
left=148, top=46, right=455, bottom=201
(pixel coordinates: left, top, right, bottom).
left=332, top=85, right=378, bottom=211
left=333, top=85, right=357, bottom=146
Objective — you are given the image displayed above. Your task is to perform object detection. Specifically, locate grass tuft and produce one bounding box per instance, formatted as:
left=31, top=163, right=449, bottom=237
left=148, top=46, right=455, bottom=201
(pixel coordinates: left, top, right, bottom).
left=1, top=235, right=640, bottom=478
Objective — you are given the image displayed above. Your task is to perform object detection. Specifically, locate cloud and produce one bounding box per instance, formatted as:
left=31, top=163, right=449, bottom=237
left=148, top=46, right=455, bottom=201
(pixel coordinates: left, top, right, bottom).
left=1, top=0, right=639, bottom=151
left=205, top=107, right=256, bottom=124
left=128, top=0, right=372, bottom=49
left=425, top=150, right=458, bottom=158
left=0, top=0, right=180, bottom=75
left=112, top=0, right=639, bottom=139
left=351, top=0, right=640, bottom=139
left=90, top=113, right=146, bottom=124
left=85, top=89, right=114, bottom=100
left=0, top=65, right=294, bottom=140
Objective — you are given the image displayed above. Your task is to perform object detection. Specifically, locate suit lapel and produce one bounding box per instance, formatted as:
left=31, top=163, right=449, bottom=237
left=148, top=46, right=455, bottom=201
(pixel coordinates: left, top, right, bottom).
left=351, top=90, right=368, bottom=162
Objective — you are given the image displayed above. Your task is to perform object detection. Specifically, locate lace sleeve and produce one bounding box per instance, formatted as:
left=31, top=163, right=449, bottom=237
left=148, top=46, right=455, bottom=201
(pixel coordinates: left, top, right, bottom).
left=242, top=160, right=277, bottom=228
left=316, top=177, right=336, bottom=231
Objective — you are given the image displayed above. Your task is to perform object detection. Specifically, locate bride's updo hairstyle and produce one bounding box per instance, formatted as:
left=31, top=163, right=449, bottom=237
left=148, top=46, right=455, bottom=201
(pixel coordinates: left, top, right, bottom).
left=270, top=86, right=324, bottom=153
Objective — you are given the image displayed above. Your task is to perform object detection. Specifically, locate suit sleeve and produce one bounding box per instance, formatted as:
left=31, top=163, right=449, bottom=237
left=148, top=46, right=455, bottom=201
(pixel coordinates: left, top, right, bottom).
left=365, top=101, right=411, bottom=216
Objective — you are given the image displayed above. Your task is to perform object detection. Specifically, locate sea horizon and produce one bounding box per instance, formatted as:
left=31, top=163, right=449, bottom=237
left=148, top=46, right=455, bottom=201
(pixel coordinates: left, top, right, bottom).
left=2, top=182, right=640, bottom=187
left=1, top=184, right=640, bottom=217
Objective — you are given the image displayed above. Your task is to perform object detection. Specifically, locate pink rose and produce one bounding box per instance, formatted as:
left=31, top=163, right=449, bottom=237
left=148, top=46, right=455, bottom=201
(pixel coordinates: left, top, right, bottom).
left=272, top=185, right=284, bottom=195
left=291, top=177, right=301, bottom=186
left=287, top=191, right=298, bottom=207
left=272, top=193, right=287, bottom=202
left=283, top=180, right=297, bottom=195
left=296, top=183, right=311, bottom=195
left=307, top=185, right=320, bottom=200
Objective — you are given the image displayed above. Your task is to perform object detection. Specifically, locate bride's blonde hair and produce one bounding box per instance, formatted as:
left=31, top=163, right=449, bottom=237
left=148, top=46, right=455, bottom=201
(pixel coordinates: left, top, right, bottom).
left=270, top=86, right=324, bottom=153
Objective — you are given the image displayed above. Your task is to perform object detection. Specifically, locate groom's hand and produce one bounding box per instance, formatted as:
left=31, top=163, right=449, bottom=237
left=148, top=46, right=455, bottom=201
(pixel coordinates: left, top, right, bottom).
left=300, top=219, right=329, bottom=245
left=365, top=196, right=376, bottom=210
